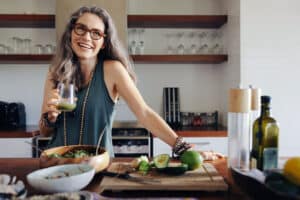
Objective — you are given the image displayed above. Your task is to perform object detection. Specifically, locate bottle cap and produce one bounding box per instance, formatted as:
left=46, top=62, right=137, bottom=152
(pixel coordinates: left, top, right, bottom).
left=229, top=88, right=251, bottom=113
left=261, top=95, right=271, bottom=103
left=250, top=88, right=261, bottom=110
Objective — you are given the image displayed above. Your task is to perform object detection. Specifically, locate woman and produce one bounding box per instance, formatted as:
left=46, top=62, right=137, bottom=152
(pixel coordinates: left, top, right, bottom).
left=39, top=6, right=191, bottom=157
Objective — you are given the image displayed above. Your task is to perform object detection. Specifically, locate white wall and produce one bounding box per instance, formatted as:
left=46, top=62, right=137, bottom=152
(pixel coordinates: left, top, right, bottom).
left=116, top=0, right=225, bottom=121
left=0, top=0, right=226, bottom=125
left=218, top=0, right=241, bottom=126
left=240, top=0, right=300, bottom=156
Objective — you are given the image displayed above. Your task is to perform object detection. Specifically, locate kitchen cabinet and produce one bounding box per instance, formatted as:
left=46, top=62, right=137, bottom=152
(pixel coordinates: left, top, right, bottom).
left=0, top=126, right=38, bottom=157
left=153, top=137, right=228, bottom=157
left=0, top=138, right=32, bottom=157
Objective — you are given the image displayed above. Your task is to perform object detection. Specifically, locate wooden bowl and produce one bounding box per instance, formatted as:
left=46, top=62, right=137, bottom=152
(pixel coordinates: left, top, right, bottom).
left=39, top=145, right=110, bottom=173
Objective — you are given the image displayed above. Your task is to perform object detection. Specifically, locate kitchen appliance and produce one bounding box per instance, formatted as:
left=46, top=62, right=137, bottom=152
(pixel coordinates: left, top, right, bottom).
left=33, top=121, right=152, bottom=158
left=0, top=101, right=26, bottom=129
left=112, top=121, right=152, bottom=157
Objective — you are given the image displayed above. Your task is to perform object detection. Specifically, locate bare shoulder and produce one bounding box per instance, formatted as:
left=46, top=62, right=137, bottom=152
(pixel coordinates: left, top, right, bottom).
left=103, top=60, right=127, bottom=76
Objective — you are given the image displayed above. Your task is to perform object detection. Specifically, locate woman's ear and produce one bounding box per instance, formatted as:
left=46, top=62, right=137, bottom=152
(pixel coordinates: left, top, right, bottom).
left=101, top=44, right=105, bottom=49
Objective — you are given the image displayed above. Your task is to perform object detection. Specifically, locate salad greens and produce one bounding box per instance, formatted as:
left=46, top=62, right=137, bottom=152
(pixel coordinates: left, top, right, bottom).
left=48, top=149, right=93, bottom=158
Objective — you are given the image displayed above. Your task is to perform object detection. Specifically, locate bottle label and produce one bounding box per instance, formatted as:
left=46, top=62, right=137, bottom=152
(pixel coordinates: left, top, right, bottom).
left=263, top=148, right=278, bottom=170
left=250, top=158, right=257, bottom=169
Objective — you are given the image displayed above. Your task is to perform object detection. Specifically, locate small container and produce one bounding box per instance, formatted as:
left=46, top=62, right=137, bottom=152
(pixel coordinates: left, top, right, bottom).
left=192, top=112, right=202, bottom=126
left=228, top=88, right=251, bottom=171
left=180, top=112, right=190, bottom=126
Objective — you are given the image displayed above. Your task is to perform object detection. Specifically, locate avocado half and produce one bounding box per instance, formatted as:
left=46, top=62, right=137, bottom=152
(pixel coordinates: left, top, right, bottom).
left=157, top=162, right=188, bottom=176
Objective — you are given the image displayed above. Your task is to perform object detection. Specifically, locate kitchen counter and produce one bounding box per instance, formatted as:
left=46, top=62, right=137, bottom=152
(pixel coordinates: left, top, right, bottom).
left=0, top=158, right=251, bottom=199
left=0, top=125, right=39, bottom=138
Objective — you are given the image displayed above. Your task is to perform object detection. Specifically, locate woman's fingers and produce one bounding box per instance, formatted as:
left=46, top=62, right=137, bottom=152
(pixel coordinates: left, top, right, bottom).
left=45, top=89, right=62, bottom=123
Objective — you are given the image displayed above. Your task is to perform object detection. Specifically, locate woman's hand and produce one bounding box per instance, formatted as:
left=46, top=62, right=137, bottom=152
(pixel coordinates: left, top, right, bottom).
left=45, top=88, right=61, bottom=123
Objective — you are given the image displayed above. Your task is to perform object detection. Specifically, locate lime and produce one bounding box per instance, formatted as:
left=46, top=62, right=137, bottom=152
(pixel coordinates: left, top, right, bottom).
left=138, top=160, right=151, bottom=174
left=283, top=157, right=300, bottom=186
left=180, top=150, right=203, bottom=170
left=153, top=154, right=170, bottom=169
left=130, top=155, right=149, bottom=169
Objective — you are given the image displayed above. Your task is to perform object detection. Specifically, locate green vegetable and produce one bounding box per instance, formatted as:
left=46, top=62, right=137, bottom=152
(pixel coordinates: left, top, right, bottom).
left=153, top=154, right=170, bottom=169
left=138, top=160, right=151, bottom=174
left=48, top=149, right=93, bottom=158
left=48, top=153, right=63, bottom=158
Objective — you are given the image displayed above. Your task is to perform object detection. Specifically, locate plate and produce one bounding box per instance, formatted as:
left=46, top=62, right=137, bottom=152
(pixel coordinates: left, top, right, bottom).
left=27, top=163, right=95, bottom=193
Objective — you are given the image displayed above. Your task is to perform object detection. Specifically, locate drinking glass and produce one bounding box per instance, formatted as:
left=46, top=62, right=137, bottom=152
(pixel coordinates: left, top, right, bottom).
left=57, top=83, right=76, bottom=112
left=176, top=32, right=185, bottom=54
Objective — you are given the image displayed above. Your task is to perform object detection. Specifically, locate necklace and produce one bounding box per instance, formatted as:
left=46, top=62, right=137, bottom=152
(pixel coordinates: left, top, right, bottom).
left=63, top=69, right=95, bottom=146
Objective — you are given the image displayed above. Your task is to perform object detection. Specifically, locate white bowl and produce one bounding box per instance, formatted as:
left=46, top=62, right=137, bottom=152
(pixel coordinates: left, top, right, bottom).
left=26, top=164, right=95, bottom=193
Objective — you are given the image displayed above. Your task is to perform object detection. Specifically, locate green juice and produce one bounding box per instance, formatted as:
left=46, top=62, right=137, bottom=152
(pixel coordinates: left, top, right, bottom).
left=57, top=102, right=76, bottom=112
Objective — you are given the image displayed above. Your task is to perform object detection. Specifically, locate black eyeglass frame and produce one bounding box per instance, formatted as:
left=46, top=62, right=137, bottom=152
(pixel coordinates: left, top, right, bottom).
left=73, top=23, right=106, bottom=40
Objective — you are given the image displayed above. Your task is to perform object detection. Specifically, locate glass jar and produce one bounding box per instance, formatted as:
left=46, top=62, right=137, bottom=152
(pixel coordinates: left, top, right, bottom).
left=180, top=112, right=190, bottom=126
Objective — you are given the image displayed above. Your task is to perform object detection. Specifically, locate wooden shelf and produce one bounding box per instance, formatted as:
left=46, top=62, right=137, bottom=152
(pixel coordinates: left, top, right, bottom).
left=0, top=54, right=227, bottom=64
left=0, top=14, right=55, bottom=28
left=0, top=14, right=227, bottom=29
left=131, top=54, right=228, bottom=64
left=128, top=15, right=227, bottom=28
left=0, top=54, right=53, bottom=64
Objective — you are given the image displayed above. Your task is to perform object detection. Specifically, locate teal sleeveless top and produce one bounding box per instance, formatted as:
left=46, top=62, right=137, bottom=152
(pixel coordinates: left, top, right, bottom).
left=48, top=59, right=116, bottom=157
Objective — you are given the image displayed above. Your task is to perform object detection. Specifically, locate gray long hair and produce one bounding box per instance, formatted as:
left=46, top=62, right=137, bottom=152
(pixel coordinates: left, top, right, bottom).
left=50, top=6, right=136, bottom=89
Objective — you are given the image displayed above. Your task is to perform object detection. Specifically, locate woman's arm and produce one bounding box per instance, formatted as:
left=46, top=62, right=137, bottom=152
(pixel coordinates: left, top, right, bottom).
left=104, top=61, right=181, bottom=148
left=39, top=72, right=60, bottom=137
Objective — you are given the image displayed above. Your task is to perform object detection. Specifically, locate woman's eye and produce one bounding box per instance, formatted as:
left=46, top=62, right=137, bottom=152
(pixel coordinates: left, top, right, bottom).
left=93, top=31, right=101, bottom=37
left=78, top=27, right=86, bottom=32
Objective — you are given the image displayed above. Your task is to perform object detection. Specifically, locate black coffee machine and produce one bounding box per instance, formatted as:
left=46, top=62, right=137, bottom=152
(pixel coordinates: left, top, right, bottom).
left=0, top=101, right=26, bottom=129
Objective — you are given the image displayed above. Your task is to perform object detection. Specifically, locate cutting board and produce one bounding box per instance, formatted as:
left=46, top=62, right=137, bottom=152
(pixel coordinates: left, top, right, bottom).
left=99, top=162, right=228, bottom=192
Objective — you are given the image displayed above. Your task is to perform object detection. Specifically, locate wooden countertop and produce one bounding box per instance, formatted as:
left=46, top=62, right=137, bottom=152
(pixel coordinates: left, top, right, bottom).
left=0, top=125, right=39, bottom=138
left=0, top=158, right=250, bottom=199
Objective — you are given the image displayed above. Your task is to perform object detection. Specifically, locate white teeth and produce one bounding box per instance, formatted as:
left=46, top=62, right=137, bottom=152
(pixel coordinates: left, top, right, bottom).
left=78, top=43, right=92, bottom=49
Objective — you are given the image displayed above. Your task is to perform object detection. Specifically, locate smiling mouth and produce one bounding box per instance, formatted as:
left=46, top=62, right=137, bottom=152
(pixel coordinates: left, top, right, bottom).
left=77, top=42, right=93, bottom=50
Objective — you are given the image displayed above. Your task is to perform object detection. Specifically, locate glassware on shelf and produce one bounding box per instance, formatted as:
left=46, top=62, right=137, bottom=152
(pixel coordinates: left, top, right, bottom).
left=186, top=31, right=196, bottom=54
left=190, top=44, right=197, bottom=54
left=33, top=44, right=44, bottom=54
left=176, top=32, right=185, bottom=54
left=135, top=41, right=144, bottom=55
left=0, top=44, right=9, bottom=54
left=11, top=37, right=22, bottom=54
left=129, top=40, right=137, bottom=55
left=197, top=44, right=208, bottom=54
left=137, top=28, right=145, bottom=54
left=165, top=33, right=174, bottom=54
left=23, top=38, right=32, bottom=54
left=44, top=44, right=54, bottom=54
left=197, top=31, right=207, bottom=54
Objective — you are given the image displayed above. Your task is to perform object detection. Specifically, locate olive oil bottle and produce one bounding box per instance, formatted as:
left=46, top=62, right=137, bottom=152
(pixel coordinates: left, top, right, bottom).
left=250, top=96, right=279, bottom=171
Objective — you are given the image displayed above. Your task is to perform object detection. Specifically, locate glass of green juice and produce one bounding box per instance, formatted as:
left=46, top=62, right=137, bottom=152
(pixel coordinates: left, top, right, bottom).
left=57, top=83, right=76, bottom=112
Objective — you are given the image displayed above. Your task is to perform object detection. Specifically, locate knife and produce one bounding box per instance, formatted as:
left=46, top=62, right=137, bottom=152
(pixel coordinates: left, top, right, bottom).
left=101, top=171, right=160, bottom=184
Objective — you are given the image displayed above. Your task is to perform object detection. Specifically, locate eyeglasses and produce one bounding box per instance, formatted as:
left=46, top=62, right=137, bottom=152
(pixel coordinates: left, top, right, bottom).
left=73, top=23, right=106, bottom=40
